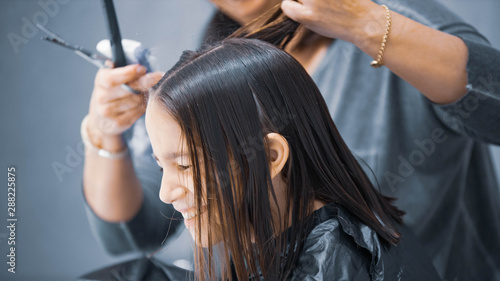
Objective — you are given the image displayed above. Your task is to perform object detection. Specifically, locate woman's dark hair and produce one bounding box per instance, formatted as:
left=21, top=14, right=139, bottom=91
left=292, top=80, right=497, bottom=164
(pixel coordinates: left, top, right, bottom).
left=201, top=11, right=241, bottom=46
left=229, top=2, right=302, bottom=49
left=149, top=37, right=404, bottom=280
left=202, top=1, right=307, bottom=50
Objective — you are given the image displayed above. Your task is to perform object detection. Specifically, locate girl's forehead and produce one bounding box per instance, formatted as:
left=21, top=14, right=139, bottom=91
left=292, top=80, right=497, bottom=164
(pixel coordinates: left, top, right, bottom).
left=145, top=101, right=185, bottom=154
left=146, top=99, right=174, bottom=128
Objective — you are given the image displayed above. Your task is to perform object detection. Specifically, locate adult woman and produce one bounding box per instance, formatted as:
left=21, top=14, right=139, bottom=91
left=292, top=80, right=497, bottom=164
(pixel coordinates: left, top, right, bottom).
left=82, top=0, right=500, bottom=280
left=145, top=38, right=441, bottom=280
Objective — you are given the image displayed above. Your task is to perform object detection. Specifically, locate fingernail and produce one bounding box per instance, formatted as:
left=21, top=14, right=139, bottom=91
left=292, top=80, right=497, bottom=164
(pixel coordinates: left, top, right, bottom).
left=105, top=60, right=114, bottom=68
left=136, top=65, right=146, bottom=73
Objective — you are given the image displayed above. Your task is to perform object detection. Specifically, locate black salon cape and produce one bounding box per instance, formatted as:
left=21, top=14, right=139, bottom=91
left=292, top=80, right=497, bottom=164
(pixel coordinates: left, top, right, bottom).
left=284, top=203, right=441, bottom=281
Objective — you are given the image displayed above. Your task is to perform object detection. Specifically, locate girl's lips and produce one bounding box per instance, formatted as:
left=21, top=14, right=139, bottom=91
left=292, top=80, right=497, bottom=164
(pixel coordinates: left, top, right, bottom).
left=177, top=205, right=207, bottom=227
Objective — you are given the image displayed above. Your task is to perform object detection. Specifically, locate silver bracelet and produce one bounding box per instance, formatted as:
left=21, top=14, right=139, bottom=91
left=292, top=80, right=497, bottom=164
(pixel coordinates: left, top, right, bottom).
left=80, top=115, right=129, bottom=159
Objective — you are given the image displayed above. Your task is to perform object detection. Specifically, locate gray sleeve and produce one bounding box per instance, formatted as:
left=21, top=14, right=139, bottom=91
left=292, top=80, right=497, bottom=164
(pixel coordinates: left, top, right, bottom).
left=431, top=38, right=500, bottom=144
left=83, top=115, right=183, bottom=256
left=83, top=188, right=182, bottom=255
left=381, top=0, right=500, bottom=144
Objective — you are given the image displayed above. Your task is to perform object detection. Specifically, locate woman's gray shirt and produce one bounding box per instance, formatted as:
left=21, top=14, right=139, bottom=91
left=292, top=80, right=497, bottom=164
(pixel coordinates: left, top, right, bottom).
left=84, top=0, right=500, bottom=280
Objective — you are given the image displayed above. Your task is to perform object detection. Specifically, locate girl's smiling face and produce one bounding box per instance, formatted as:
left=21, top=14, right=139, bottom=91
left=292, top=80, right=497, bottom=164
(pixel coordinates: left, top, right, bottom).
left=145, top=98, right=293, bottom=248
left=145, top=99, right=217, bottom=246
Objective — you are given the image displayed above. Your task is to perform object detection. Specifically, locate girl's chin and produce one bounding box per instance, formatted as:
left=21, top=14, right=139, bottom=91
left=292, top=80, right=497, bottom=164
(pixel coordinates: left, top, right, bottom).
left=188, top=228, right=210, bottom=248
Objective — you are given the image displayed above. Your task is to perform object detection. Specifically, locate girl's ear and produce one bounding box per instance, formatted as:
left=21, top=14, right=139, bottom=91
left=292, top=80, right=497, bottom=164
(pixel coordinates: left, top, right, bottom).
left=266, top=133, right=289, bottom=179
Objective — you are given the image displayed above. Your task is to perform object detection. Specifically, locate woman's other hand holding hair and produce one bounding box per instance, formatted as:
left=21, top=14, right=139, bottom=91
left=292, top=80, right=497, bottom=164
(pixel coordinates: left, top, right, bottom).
left=281, top=0, right=380, bottom=43
left=281, top=0, right=469, bottom=105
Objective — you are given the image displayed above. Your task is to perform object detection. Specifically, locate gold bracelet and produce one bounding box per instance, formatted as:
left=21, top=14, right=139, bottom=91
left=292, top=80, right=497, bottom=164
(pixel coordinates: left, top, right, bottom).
left=371, top=4, right=392, bottom=68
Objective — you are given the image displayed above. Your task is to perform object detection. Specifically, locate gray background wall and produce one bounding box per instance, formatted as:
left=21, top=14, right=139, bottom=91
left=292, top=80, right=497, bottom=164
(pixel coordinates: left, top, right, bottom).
left=0, top=0, right=499, bottom=280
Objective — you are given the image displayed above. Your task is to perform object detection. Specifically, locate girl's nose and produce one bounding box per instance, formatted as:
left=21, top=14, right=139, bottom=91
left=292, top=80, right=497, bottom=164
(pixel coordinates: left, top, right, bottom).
left=159, top=173, right=187, bottom=204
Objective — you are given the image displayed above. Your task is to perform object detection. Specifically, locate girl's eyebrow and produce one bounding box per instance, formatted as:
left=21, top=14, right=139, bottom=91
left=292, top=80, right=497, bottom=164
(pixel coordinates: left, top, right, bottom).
left=151, top=152, right=189, bottom=161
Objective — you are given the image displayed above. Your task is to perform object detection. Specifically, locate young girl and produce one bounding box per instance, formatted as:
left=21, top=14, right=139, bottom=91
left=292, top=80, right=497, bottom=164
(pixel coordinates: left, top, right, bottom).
left=145, top=38, right=441, bottom=280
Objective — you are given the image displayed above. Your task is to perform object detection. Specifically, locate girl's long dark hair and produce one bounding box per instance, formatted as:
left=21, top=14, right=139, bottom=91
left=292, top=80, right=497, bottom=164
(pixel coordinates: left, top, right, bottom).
left=149, top=5, right=404, bottom=280
left=149, top=39, right=404, bottom=280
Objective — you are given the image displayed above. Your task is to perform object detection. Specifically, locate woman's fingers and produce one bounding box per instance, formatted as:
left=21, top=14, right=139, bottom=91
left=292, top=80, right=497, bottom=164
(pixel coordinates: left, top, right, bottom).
left=89, top=99, right=146, bottom=137
left=98, top=93, right=146, bottom=119
left=89, top=89, right=146, bottom=137
left=104, top=59, right=114, bottom=68
left=281, top=0, right=378, bottom=42
left=87, top=64, right=156, bottom=138
left=113, top=104, right=147, bottom=130
left=281, top=0, right=312, bottom=24
left=127, top=71, right=165, bottom=92
left=94, top=64, right=149, bottom=103
left=95, top=64, right=147, bottom=90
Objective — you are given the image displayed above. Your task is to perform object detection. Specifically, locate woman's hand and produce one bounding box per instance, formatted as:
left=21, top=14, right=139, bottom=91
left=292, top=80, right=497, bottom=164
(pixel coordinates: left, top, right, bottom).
left=281, top=0, right=382, bottom=44
left=84, top=62, right=164, bottom=222
left=282, top=0, right=469, bottom=105
left=87, top=62, right=164, bottom=150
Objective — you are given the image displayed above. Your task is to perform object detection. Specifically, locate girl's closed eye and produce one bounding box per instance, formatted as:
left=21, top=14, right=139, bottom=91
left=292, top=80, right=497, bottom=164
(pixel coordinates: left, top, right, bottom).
left=178, top=164, right=191, bottom=171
